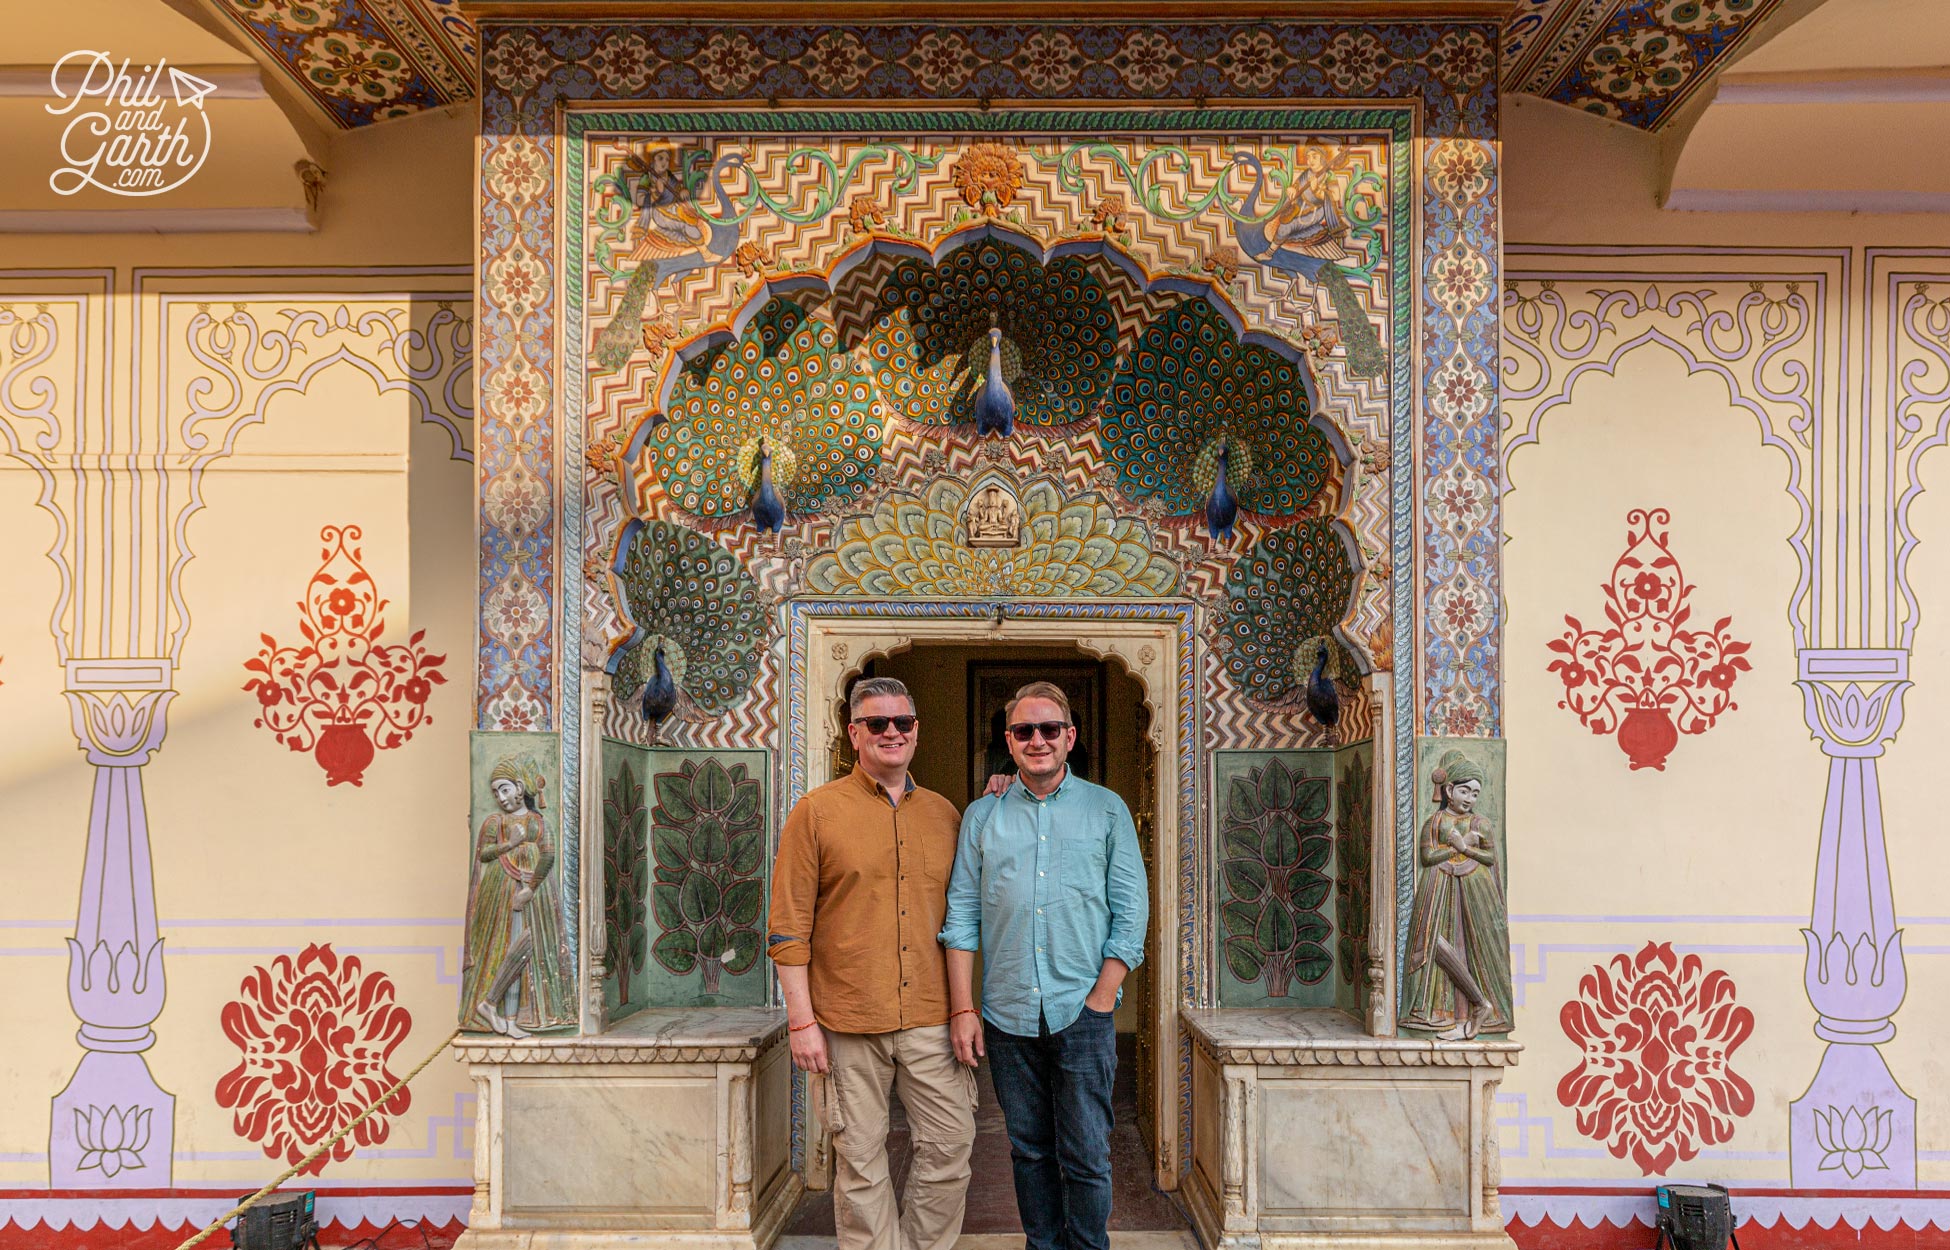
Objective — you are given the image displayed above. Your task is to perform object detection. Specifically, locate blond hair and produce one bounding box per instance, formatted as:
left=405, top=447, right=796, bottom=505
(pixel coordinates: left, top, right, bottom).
left=1005, top=680, right=1072, bottom=724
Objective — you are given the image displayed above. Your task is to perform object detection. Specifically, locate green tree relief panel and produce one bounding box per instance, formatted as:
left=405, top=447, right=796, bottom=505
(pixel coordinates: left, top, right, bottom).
left=1216, top=752, right=1337, bottom=1007
left=603, top=743, right=770, bottom=1012
left=652, top=756, right=767, bottom=999
left=1334, top=741, right=1374, bottom=1018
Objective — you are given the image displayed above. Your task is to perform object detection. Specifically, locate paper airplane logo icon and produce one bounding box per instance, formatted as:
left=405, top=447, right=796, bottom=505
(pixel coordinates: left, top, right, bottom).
left=168, top=66, right=218, bottom=110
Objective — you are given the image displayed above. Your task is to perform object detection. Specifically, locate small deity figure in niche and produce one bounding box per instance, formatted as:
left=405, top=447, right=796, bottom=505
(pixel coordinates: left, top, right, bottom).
left=1255, top=142, right=1353, bottom=265
left=461, top=756, right=573, bottom=1037
left=1400, top=749, right=1513, bottom=1039
left=624, top=143, right=708, bottom=262
left=965, top=483, right=1021, bottom=547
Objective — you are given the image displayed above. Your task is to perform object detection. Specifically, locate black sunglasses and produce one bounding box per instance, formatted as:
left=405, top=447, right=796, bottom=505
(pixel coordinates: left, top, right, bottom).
left=1007, top=721, right=1071, bottom=743
left=852, top=714, right=917, bottom=736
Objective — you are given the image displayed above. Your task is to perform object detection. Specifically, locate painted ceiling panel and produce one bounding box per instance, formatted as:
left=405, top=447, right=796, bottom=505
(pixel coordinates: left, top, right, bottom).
left=204, top=0, right=476, bottom=128
left=1506, top=0, right=1791, bottom=127
left=193, top=0, right=1786, bottom=131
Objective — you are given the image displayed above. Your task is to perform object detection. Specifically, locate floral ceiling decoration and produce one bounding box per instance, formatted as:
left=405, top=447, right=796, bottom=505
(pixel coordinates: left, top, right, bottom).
left=205, top=0, right=474, bottom=128
left=203, top=2, right=1791, bottom=138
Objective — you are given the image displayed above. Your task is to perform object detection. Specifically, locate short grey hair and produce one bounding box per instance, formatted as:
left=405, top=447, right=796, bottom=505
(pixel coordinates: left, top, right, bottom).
left=849, top=676, right=914, bottom=715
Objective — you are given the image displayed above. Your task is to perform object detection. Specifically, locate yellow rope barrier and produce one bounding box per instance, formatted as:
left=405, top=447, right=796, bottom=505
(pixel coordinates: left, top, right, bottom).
left=172, top=1028, right=461, bottom=1250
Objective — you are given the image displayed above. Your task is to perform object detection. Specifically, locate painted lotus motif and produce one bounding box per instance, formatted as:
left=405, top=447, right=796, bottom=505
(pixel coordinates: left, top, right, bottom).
left=1557, top=941, right=1755, bottom=1175
left=74, top=1105, right=152, bottom=1178
left=215, top=943, right=413, bottom=1176
left=1814, top=1105, right=1894, bottom=1178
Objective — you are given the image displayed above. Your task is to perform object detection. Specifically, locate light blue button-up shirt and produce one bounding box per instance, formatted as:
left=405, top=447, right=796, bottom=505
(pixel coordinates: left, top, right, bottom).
left=938, top=769, right=1149, bottom=1036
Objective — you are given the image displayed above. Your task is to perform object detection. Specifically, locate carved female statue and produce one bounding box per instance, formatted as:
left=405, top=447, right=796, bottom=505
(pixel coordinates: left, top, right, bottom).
left=1401, top=750, right=1513, bottom=1039
left=461, top=757, right=573, bottom=1037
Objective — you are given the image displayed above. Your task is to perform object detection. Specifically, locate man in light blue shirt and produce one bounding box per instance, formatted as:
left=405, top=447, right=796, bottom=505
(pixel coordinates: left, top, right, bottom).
left=939, top=681, right=1148, bottom=1250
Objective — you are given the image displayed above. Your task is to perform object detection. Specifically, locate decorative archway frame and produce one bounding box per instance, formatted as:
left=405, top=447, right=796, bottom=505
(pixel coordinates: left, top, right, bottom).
left=474, top=20, right=1505, bottom=1129
left=1500, top=250, right=1829, bottom=649
left=788, top=597, right=1195, bottom=1187
left=556, top=106, right=1421, bottom=1000
left=475, top=17, right=1505, bottom=740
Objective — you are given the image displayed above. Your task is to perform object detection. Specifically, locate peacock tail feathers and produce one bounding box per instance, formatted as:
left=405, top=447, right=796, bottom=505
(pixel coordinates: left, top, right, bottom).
left=863, top=240, right=1120, bottom=427
left=1102, top=298, right=1335, bottom=519
left=615, top=520, right=767, bottom=717
left=1222, top=520, right=1357, bottom=704
left=642, top=298, right=883, bottom=519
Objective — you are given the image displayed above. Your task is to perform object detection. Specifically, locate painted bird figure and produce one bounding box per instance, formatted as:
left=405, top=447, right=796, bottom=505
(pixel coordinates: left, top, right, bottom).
left=972, top=325, right=1017, bottom=437
left=750, top=437, right=785, bottom=533
left=640, top=644, right=678, bottom=738
left=1206, top=438, right=1239, bottom=541
left=1305, top=643, right=1341, bottom=730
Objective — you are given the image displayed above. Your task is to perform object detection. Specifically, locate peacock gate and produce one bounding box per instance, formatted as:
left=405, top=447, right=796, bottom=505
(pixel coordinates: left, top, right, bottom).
left=457, top=12, right=1508, bottom=1250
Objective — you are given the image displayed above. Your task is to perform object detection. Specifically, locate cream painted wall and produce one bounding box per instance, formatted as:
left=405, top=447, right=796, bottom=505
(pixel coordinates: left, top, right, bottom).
left=1500, top=97, right=1950, bottom=1195
left=0, top=101, right=476, bottom=1206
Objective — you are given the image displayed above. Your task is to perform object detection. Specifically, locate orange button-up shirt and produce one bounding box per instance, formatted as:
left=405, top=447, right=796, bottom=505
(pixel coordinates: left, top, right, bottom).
left=765, top=767, right=960, bottom=1034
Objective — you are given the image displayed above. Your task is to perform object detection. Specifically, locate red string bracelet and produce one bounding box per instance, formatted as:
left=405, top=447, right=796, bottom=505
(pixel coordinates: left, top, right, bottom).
left=950, top=1008, right=978, bottom=1020
left=790, top=1019, right=820, bottom=1033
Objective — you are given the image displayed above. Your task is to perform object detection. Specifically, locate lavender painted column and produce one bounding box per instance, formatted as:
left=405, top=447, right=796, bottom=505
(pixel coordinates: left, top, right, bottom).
left=1789, top=648, right=1914, bottom=1186
left=47, top=659, right=176, bottom=1187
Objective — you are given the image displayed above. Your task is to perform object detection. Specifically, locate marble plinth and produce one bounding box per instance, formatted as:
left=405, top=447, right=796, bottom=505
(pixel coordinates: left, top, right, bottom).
left=1181, top=1008, right=1519, bottom=1250
left=454, top=1008, right=801, bottom=1250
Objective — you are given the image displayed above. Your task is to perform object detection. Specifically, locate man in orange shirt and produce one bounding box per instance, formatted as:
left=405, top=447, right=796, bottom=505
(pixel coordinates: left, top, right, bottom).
left=766, top=676, right=976, bottom=1250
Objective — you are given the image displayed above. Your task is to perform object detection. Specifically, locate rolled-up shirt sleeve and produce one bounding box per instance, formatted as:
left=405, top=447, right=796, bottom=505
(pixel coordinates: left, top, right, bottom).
left=1102, top=799, right=1149, bottom=971
left=937, top=797, right=990, bottom=952
left=766, top=798, right=817, bottom=967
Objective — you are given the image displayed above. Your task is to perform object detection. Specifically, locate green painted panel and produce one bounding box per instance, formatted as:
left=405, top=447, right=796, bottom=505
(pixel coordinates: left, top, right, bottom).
left=1332, top=739, right=1375, bottom=1019
left=639, top=747, right=771, bottom=1009
left=1214, top=749, right=1337, bottom=1009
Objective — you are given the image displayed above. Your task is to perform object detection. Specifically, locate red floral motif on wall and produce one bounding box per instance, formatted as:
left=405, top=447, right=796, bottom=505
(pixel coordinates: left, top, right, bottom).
left=215, top=943, right=413, bottom=1176
left=1557, top=941, right=1756, bottom=1176
left=243, top=524, right=447, bottom=786
left=1546, top=507, right=1750, bottom=770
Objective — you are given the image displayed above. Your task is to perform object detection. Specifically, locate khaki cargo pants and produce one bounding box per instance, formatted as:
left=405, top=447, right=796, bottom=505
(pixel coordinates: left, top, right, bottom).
left=818, top=1024, right=979, bottom=1250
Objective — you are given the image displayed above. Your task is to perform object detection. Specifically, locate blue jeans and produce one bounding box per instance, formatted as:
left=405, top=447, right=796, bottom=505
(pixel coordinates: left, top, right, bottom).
left=984, top=1007, right=1117, bottom=1250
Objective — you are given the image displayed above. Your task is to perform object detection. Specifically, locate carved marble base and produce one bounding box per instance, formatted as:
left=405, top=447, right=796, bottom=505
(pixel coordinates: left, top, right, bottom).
left=1181, top=1009, right=1518, bottom=1250
left=454, top=1009, right=799, bottom=1250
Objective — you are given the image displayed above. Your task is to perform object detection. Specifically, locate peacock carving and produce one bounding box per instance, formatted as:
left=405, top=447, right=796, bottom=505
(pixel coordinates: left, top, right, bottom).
left=637, top=297, right=883, bottom=522
left=860, top=240, right=1122, bottom=428
left=1101, top=298, right=1336, bottom=523
left=611, top=520, right=767, bottom=728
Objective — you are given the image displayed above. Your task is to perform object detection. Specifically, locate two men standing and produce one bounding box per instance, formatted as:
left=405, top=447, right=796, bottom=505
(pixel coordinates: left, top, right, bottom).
left=766, top=675, right=1149, bottom=1250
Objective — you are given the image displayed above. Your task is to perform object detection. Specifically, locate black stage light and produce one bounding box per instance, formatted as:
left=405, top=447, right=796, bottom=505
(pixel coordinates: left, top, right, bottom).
left=228, top=1189, right=320, bottom=1250
left=1655, top=1182, right=1741, bottom=1250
